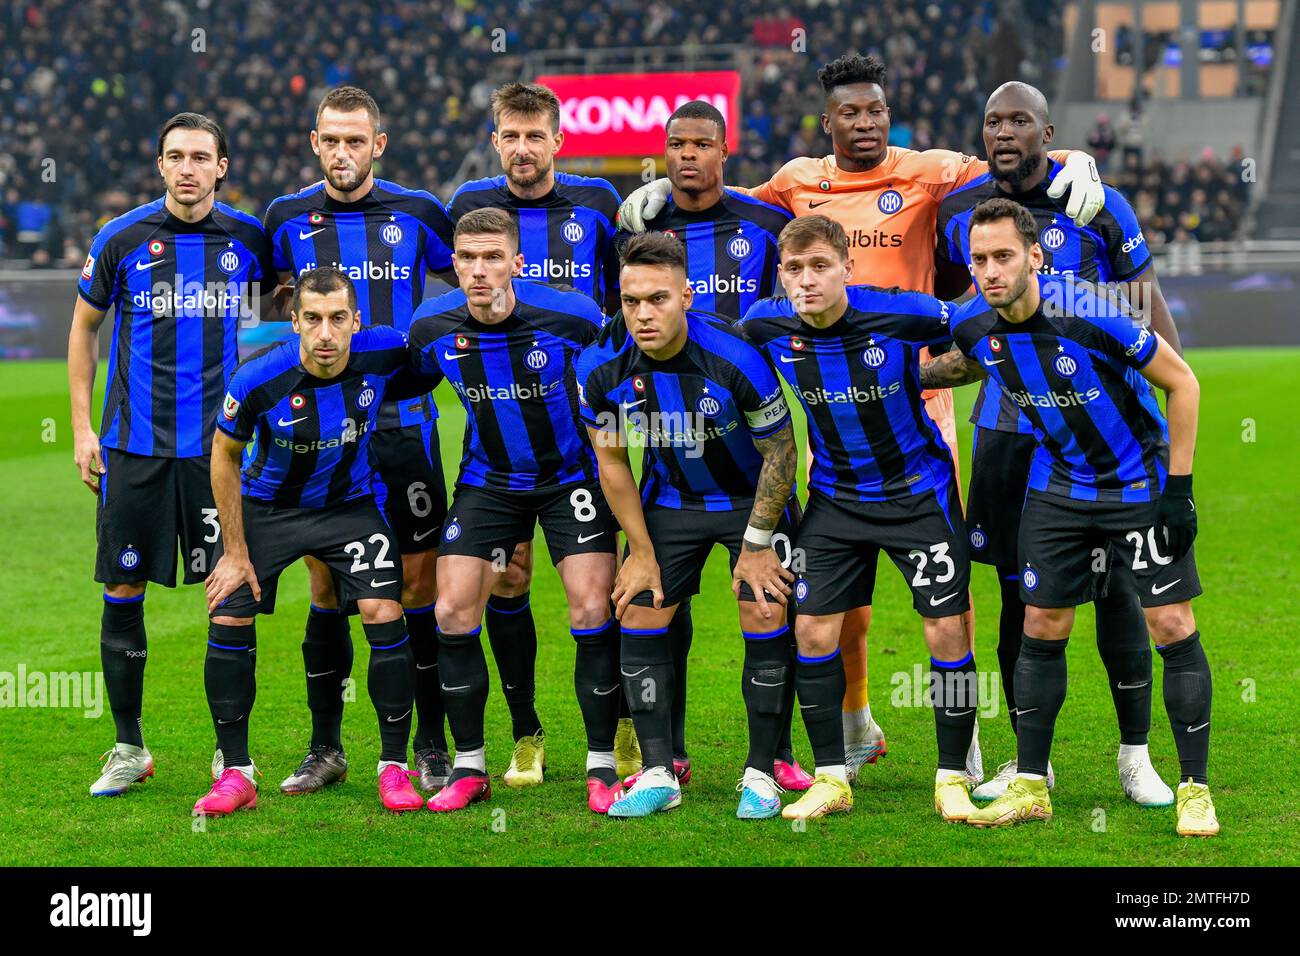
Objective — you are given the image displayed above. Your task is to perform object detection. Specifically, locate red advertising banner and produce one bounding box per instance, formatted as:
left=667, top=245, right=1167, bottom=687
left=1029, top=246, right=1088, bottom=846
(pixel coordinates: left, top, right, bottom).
left=534, top=71, right=741, bottom=157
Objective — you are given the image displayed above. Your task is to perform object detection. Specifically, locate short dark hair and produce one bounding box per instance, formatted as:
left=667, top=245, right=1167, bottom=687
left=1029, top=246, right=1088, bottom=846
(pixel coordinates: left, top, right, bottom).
left=620, top=231, right=687, bottom=274
left=156, top=113, right=228, bottom=191
left=316, top=86, right=382, bottom=132
left=666, top=100, right=726, bottom=142
left=777, top=215, right=849, bottom=261
left=453, top=207, right=520, bottom=253
left=968, top=197, right=1040, bottom=250
left=292, top=267, right=357, bottom=314
left=491, top=82, right=562, bottom=134
left=817, top=52, right=887, bottom=98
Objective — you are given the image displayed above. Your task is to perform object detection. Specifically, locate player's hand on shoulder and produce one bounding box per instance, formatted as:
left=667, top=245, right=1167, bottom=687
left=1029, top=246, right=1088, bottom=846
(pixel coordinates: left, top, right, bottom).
left=612, top=549, right=663, bottom=618
left=73, top=426, right=104, bottom=494
left=206, top=551, right=261, bottom=614
left=733, top=544, right=794, bottom=619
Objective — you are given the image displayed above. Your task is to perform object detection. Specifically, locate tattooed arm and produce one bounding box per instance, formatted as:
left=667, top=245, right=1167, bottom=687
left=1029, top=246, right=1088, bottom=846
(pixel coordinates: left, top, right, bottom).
left=733, top=421, right=797, bottom=618
left=920, top=349, right=986, bottom=389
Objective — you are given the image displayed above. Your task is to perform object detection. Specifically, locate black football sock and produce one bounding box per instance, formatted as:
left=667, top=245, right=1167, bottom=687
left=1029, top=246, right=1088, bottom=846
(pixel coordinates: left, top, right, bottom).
left=930, top=650, right=979, bottom=773
left=437, top=626, right=490, bottom=754
left=796, top=649, right=847, bottom=770
left=775, top=607, right=798, bottom=763
left=620, top=626, right=675, bottom=772
left=485, top=592, right=542, bottom=740
left=205, top=621, right=257, bottom=768
left=302, top=605, right=351, bottom=752
left=995, top=568, right=1023, bottom=734
left=1095, top=586, right=1152, bottom=746
left=573, top=618, right=621, bottom=756
left=1014, top=634, right=1068, bottom=776
left=364, top=620, right=415, bottom=763
left=1156, top=631, right=1212, bottom=785
left=741, top=624, right=792, bottom=773
left=406, top=603, right=447, bottom=753
left=669, top=598, right=693, bottom=759
left=101, top=594, right=147, bottom=747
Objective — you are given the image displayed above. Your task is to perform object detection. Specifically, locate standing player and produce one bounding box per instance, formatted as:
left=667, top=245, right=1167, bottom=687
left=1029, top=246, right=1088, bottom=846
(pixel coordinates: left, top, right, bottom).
left=196, top=267, right=427, bottom=816
left=448, top=82, right=630, bottom=785
left=260, top=87, right=456, bottom=794
left=409, top=209, right=624, bottom=815
left=931, top=82, right=1180, bottom=805
left=933, top=199, right=1216, bottom=837
left=578, top=232, right=800, bottom=819
left=612, top=99, right=810, bottom=790
left=70, top=112, right=276, bottom=796
left=742, top=217, right=979, bottom=823
left=623, top=53, right=1105, bottom=779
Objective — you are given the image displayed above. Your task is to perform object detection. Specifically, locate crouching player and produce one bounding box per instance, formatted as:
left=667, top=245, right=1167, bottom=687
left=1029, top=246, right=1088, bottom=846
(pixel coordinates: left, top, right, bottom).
left=579, top=232, right=800, bottom=819
left=931, top=198, right=1217, bottom=836
left=195, top=267, right=426, bottom=816
left=741, top=216, right=979, bottom=822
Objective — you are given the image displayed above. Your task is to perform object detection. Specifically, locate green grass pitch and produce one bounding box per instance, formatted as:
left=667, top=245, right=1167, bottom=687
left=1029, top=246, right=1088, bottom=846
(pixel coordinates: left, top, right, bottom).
left=0, top=350, right=1295, bottom=866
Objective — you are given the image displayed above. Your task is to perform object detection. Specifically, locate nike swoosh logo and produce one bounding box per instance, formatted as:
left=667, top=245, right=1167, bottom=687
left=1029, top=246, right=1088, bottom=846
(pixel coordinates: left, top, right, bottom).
left=750, top=678, right=784, bottom=687
left=505, top=683, right=516, bottom=690
left=576, top=532, right=604, bottom=543
left=779, top=355, right=805, bottom=363
left=415, top=663, right=437, bottom=671
left=621, top=666, right=649, bottom=678
left=1117, top=680, right=1150, bottom=690
left=277, top=416, right=307, bottom=427
left=1186, top=721, right=1209, bottom=733
left=135, top=259, right=166, bottom=272
left=371, top=579, right=397, bottom=587
left=621, top=399, right=647, bottom=410
left=593, top=685, right=619, bottom=696
left=799, top=702, right=817, bottom=710
left=1015, top=707, right=1039, bottom=715
left=412, top=528, right=437, bottom=542
left=299, top=228, right=326, bottom=240
left=982, top=357, right=1005, bottom=366
left=443, top=350, right=472, bottom=361
left=441, top=683, right=470, bottom=692
left=930, top=592, right=958, bottom=606
left=808, top=199, right=832, bottom=208
left=944, top=709, right=974, bottom=717
left=386, top=709, right=412, bottom=723
left=1151, top=579, right=1182, bottom=595
left=306, top=670, right=335, bottom=678
left=216, top=715, right=244, bottom=725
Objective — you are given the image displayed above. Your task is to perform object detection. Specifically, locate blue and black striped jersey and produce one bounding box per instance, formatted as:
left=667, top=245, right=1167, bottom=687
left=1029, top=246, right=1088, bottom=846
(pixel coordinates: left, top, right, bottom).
left=576, top=313, right=791, bottom=512
left=78, top=197, right=277, bottom=459
left=449, top=172, right=621, bottom=313
left=951, top=274, right=1168, bottom=503
left=262, top=179, right=454, bottom=430
left=217, top=326, right=417, bottom=508
left=741, top=287, right=956, bottom=503
left=409, top=279, right=603, bottom=491
left=615, top=188, right=792, bottom=322
left=937, top=159, right=1153, bottom=435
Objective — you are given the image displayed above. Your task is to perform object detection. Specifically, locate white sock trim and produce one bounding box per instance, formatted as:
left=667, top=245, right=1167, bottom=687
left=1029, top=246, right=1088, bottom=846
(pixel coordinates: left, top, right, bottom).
left=453, top=747, right=486, bottom=773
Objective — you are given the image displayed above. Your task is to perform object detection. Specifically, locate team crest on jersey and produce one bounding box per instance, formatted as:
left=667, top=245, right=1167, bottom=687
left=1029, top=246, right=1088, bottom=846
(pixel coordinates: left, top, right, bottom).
left=861, top=345, right=887, bottom=369
left=380, top=221, right=403, bottom=247
left=1022, top=565, right=1039, bottom=591
left=970, top=527, right=987, bottom=551
left=222, top=393, right=241, bottom=421
left=696, top=393, right=722, bottom=417
left=726, top=234, right=752, bottom=261
left=1053, top=353, right=1079, bottom=378
left=290, top=394, right=306, bottom=410
left=309, top=212, right=325, bottom=225
left=455, top=334, right=470, bottom=350
left=561, top=217, right=586, bottom=245
left=81, top=253, right=95, bottom=280
left=443, top=520, right=462, bottom=543
left=877, top=189, right=903, bottom=215
left=524, top=346, right=550, bottom=371
left=989, top=336, right=1003, bottom=353
left=790, top=336, right=805, bottom=352
left=633, top=376, right=645, bottom=392
left=1040, top=225, right=1066, bottom=251
left=218, top=249, right=241, bottom=274
left=118, top=546, right=141, bottom=571
left=148, top=240, right=165, bottom=256
left=794, top=579, right=810, bottom=602
left=357, top=385, right=376, bottom=408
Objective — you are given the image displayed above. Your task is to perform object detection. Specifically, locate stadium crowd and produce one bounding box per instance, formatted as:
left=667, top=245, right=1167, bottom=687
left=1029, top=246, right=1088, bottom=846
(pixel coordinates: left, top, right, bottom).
left=0, top=0, right=1249, bottom=266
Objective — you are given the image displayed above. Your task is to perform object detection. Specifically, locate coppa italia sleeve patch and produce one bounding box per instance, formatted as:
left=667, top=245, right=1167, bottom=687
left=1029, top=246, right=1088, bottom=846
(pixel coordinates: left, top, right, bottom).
left=81, top=254, right=96, bottom=281
left=222, top=393, right=241, bottom=421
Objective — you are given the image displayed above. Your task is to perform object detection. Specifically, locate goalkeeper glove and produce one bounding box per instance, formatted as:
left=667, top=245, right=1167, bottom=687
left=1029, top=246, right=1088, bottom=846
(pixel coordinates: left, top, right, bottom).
left=1046, top=152, right=1105, bottom=227
left=1154, top=473, right=1197, bottom=561
left=617, top=178, right=672, bottom=232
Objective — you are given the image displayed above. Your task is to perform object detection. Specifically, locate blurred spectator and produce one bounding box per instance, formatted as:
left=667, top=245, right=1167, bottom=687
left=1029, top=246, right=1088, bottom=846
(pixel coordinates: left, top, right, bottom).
left=1086, top=112, right=1116, bottom=173
left=1119, top=97, right=1148, bottom=165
